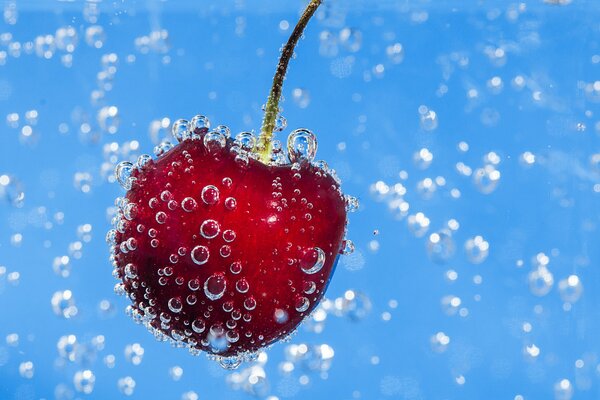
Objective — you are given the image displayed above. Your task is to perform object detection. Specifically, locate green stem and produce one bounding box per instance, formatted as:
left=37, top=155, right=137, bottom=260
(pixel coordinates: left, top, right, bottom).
left=256, top=0, right=323, bottom=163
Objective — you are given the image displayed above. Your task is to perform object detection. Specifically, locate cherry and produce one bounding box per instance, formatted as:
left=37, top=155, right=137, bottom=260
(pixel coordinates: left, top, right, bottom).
left=108, top=0, right=354, bottom=368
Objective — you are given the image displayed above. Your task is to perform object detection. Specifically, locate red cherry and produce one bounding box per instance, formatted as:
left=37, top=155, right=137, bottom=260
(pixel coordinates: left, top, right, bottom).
left=109, top=131, right=349, bottom=367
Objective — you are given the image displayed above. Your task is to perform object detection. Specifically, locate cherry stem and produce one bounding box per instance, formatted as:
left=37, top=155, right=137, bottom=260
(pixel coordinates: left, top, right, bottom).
left=256, top=0, right=323, bottom=163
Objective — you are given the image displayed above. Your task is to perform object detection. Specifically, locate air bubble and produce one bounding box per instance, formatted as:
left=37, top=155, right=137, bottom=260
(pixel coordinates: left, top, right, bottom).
left=244, top=296, right=257, bottom=310
left=287, top=128, right=318, bottom=163
left=204, top=130, right=226, bottom=153
left=171, top=119, right=189, bottom=143
left=465, top=236, right=489, bottom=264
left=191, top=245, right=210, bottom=265
left=200, top=219, right=220, bottom=239
left=190, top=115, right=210, bottom=135
left=115, top=161, right=135, bottom=190
left=295, top=296, right=310, bottom=312
left=204, top=273, right=227, bottom=301
left=168, top=297, right=183, bottom=313
left=201, top=185, right=220, bottom=205
left=223, top=229, right=236, bottom=242
left=418, top=106, right=438, bottom=131
left=300, top=247, right=326, bottom=274
left=225, top=197, right=237, bottom=210
left=181, top=197, right=197, bottom=212
left=236, top=278, right=249, bottom=293
left=427, top=230, right=455, bottom=263
left=235, top=131, right=256, bottom=151
left=74, top=370, right=96, bottom=394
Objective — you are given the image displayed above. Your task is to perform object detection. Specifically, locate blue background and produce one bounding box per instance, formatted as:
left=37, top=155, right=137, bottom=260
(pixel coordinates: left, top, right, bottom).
left=0, top=0, right=599, bottom=399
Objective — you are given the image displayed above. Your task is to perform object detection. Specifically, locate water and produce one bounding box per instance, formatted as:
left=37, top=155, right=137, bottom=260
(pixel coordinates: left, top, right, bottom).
left=1, top=0, right=599, bottom=399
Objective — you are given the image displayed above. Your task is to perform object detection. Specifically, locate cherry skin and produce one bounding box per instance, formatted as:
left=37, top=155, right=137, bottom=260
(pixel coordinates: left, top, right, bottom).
left=111, top=135, right=347, bottom=363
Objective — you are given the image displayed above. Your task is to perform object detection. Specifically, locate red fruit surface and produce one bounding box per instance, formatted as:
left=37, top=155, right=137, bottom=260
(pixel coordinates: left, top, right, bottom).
left=110, top=137, right=347, bottom=362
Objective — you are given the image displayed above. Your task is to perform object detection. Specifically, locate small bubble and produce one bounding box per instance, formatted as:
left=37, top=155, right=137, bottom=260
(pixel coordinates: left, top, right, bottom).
left=287, top=128, right=318, bottom=163
left=427, top=230, right=455, bottom=263
left=201, top=185, right=220, bottom=205
left=464, top=236, right=489, bottom=264
left=73, top=370, right=96, bottom=394
left=117, top=376, right=136, bottom=396
left=168, top=297, right=183, bottom=313
left=181, top=197, right=197, bottom=212
left=200, top=219, right=220, bottom=239
left=191, top=246, right=209, bottom=265
left=204, top=273, right=227, bottom=301
left=295, top=296, right=310, bottom=312
left=300, top=247, right=326, bottom=274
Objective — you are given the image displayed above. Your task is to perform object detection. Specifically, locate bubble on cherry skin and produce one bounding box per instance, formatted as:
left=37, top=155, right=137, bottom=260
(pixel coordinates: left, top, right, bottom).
left=236, top=278, right=249, bottom=294
left=223, top=229, right=236, bottom=242
left=244, top=296, right=257, bottom=311
left=155, top=211, right=167, bottom=224
left=192, top=318, right=206, bottom=333
left=204, top=273, right=227, bottom=301
left=274, top=308, right=289, bottom=324
left=287, top=128, right=318, bottom=163
left=225, top=197, right=237, bottom=210
left=300, top=247, right=326, bottom=274
left=295, top=296, right=310, bottom=312
left=200, top=219, right=220, bottom=239
left=168, top=297, right=183, bottom=313
left=181, top=197, right=197, bottom=212
left=115, top=161, right=135, bottom=190
left=191, top=245, right=210, bottom=265
left=201, top=185, right=220, bottom=205
left=230, top=261, right=242, bottom=274
left=235, top=131, right=256, bottom=151
left=204, top=130, right=226, bottom=153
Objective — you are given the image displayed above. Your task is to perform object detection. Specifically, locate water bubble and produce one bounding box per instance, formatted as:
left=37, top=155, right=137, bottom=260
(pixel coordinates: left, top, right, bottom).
left=190, top=115, right=210, bottom=135
left=295, top=296, right=310, bottom=312
left=117, top=376, right=136, bottom=396
left=0, top=174, right=25, bottom=207
left=181, top=391, right=199, bottom=400
left=168, top=297, right=183, bottom=313
left=169, top=365, right=184, bottom=381
left=558, top=275, right=583, bottom=303
left=34, top=34, right=55, bottom=59
left=200, top=219, right=220, bottom=239
left=220, top=245, right=231, bottom=258
left=406, top=212, right=429, bottom=237
left=340, top=239, right=355, bottom=255
left=339, top=27, right=362, bottom=52
left=292, top=88, right=311, bottom=108
left=386, top=43, right=404, bottom=64
left=473, top=165, right=501, bottom=194
left=413, top=148, right=433, bottom=169
left=287, top=128, right=318, bottom=163
left=124, top=343, right=144, bottom=365
left=115, top=161, right=135, bottom=190
left=235, top=131, right=256, bottom=151
left=204, top=273, right=227, bottom=300
left=154, top=141, right=174, bottom=157
left=430, top=332, right=450, bottom=353
left=19, top=361, right=34, bottom=378
left=192, top=318, right=206, bottom=333
left=418, top=106, right=438, bottom=131
left=441, top=295, right=462, bottom=316
left=275, top=114, right=288, bottom=132
left=225, top=197, right=237, bottom=210
left=223, top=229, right=236, bottom=242
left=55, top=26, right=78, bottom=52
left=554, top=379, right=573, bottom=400
left=529, top=266, right=554, bottom=296
left=85, top=26, right=105, bottom=49
left=230, top=261, right=242, bottom=274
left=464, top=236, right=489, bottom=264
left=204, top=130, right=226, bottom=153
left=427, top=230, right=455, bottom=263
left=51, top=290, right=78, bottom=318
left=191, top=245, right=210, bottom=265
left=73, top=370, right=96, bottom=394
left=236, top=278, right=250, bottom=294
left=155, top=211, right=167, bottom=224
left=181, top=197, right=197, bottom=212
left=98, top=106, right=119, bottom=134
left=201, top=185, right=220, bottom=205
left=53, top=255, right=71, bottom=278
left=300, top=247, right=326, bottom=274
left=244, top=296, right=257, bottom=311
left=171, top=119, right=189, bottom=143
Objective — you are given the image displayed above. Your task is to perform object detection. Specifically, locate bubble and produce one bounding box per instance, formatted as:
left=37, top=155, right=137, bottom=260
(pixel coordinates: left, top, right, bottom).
left=154, top=141, right=174, bottom=157
left=169, top=365, right=184, bottom=381
left=339, top=290, right=372, bottom=320
left=413, top=148, right=433, bottom=169
left=171, top=119, right=189, bottom=142
left=230, top=261, right=242, bottom=274
left=225, top=197, right=237, bottom=210
left=191, top=245, right=210, bottom=265
left=236, top=278, right=250, bottom=293
left=554, top=379, right=573, bottom=400
left=168, top=297, right=183, bottom=313
left=124, top=343, right=144, bottom=365
left=181, top=391, right=199, bottom=400
left=155, top=211, right=167, bottom=224
left=427, top=230, right=455, bottom=263
left=117, top=376, right=136, bottom=396
left=200, top=219, right=220, bottom=239
left=300, top=247, right=326, bottom=274
left=339, top=27, right=362, bottom=52
left=85, top=26, right=105, bottom=49
left=473, top=165, right=501, bottom=194
left=344, top=195, right=359, bottom=212
left=181, top=197, right=197, bottom=212
left=53, top=255, right=71, bottom=278
left=407, top=213, right=430, bottom=237
left=201, top=185, right=220, bottom=205
left=73, top=370, right=96, bottom=394
left=340, top=239, right=355, bottom=255
left=419, top=106, right=438, bottom=131
left=51, top=290, right=78, bottom=318
left=386, top=43, right=404, bottom=64
left=220, top=245, right=232, bottom=257
left=98, top=106, right=119, bottom=134
left=204, top=273, right=227, bottom=300
left=244, top=296, right=257, bottom=311
left=223, top=229, right=236, bottom=242
left=441, top=295, right=462, bottom=316
left=529, top=266, right=554, bottom=296
left=19, top=361, right=34, bottom=378
left=558, top=275, right=583, bottom=303
left=292, top=88, right=311, bottom=108
left=192, top=318, right=206, bottom=333
left=295, top=296, right=310, bottom=312
left=190, top=115, right=210, bottom=134
left=115, top=161, right=135, bottom=190
left=287, top=128, right=318, bottom=163
left=430, top=332, right=450, bottom=353
left=464, top=236, right=489, bottom=264
left=34, top=34, right=55, bottom=59
left=0, top=174, right=25, bottom=207
left=204, top=130, right=226, bottom=153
